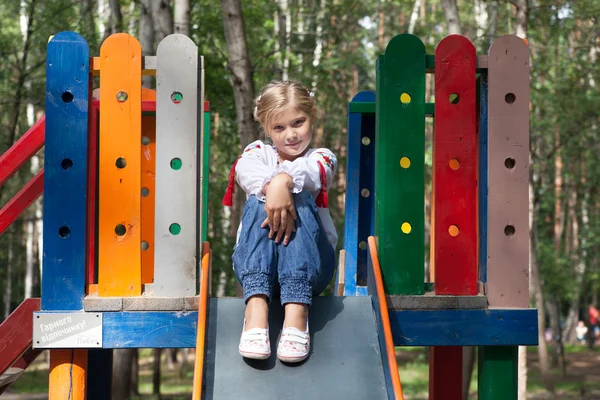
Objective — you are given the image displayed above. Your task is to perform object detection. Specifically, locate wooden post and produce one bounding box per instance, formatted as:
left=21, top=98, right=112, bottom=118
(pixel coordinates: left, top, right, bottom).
left=49, top=350, right=87, bottom=400
left=375, top=34, right=426, bottom=295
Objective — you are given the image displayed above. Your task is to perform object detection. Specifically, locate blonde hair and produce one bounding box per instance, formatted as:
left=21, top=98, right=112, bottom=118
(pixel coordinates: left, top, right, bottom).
left=253, top=81, right=316, bottom=131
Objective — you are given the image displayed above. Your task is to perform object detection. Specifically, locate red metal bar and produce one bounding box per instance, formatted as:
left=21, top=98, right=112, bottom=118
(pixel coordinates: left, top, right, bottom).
left=0, top=117, right=45, bottom=187
left=0, top=170, right=44, bottom=235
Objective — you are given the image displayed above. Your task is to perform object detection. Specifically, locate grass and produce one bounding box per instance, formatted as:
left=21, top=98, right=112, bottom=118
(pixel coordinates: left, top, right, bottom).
left=6, top=345, right=600, bottom=399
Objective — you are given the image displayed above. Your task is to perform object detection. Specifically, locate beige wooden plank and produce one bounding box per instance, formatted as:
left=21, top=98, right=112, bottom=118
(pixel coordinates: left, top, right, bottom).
left=486, top=35, right=530, bottom=308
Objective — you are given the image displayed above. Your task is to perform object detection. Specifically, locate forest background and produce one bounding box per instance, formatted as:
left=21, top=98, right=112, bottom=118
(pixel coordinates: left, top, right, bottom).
left=0, top=0, right=599, bottom=398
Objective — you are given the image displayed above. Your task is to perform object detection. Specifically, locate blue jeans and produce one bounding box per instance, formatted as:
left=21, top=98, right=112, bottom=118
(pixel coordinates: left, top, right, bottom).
left=232, top=190, right=336, bottom=305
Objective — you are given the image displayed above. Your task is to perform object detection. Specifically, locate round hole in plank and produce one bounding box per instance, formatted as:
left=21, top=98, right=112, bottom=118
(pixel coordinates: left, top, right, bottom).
left=401, top=222, right=412, bottom=234
left=116, top=91, right=128, bottom=102
left=169, top=223, right=181, bottom=235
left=61, top=158, right=73, bottom=170
left=449, top=93, right=460, bottom=104
left=170, top=158, right=182, bottom=170
left=448, top=225, right=460, bottom=237
left=61, top=91, right=74, bottom=103
left=400, top=93, right=411, bottom=104
left=141, top=241, right=149, bottom=251
left=115, top=224, right=127, bottom=236
left=141, top=187, right=150, bottom=197
left=171, top=91, right=183, bottom=104
left=142, top=136, right=151, bottom=145
left=361, top=137, right=371, bottom=146
left=505, top=93, right=516, bottom=104
left=449, top=158, right=460, bottom=170
left=361, top=188, right=370, bottom=198
left=116, top=157, right=127, bottom=169
left=400, top=157, right=411, bottom=169
left=504, top=157, right=516, bottom=170
left=358, top=241, right=367, bottom=250
left=58, top=226, right=70, bottom=239
left=504, top=225, right=515, bottom=236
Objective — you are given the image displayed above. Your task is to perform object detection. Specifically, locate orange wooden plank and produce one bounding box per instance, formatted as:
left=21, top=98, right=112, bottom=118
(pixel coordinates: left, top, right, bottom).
left=97, top=33, right=143, bottom=297
left=49, top=350, right=87, bottom=400
left=368, top=237, right=404, bottom=400
left=141, top=88, right=156, bottom=284
left=192, top=241, right=211, bottom=400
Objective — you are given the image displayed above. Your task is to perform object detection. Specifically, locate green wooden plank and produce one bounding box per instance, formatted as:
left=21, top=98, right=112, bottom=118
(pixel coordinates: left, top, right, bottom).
left=375, top=34, right=426, bottom=295
left=350, top=101, right=434, bottom=116
left=477, top=346, right=518, bottom=400
left=202, top=110, right=210, bottom=242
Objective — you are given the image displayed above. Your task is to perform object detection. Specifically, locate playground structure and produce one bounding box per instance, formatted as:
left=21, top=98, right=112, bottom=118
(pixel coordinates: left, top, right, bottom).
left=0, top=30, right=537, bottom=399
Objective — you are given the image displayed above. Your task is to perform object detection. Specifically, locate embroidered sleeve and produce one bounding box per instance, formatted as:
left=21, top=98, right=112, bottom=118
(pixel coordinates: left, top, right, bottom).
left=222, top=141, right=271, bottom=206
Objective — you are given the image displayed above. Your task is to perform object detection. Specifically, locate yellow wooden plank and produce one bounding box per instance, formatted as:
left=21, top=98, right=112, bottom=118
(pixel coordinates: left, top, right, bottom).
left=98, top=33, right=142, bottom=297
left=141, top=88, right=156, bottom=284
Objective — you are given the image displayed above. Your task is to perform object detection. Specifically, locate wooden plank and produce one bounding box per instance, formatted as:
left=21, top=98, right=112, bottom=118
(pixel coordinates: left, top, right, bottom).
left=386, top=294, right=487, bottom=310
left=150, top=34, right=199, bottom=297
left=486, top=35, right=530, bottom=308
left=43, top=31, right=89, bottom=310
left=102, top=311, right=197, bottom=348
left=0, top=116, right=44, bottom=186
left=426, top=54, right=489, bottom=72
left=367, top=237, right=405, bottom=400
left=433, top=34, right=478, bottom=295
left=91, top=55, right=156, bottom=76
left=0, top=298, right=40, bottom=375
left=0, top=170, right=43, bottom=235
left=87, top=98, right=99, bottom=285
left=49, top=350, right=87, bottom=400
left=478, top=346, right=518, bottom=400
left=389, top=308, right=538, bottom=346
left=141, top=88, right=157, bottom=284
left=375, top=33, right=426, bottom=294
left=202, top=109, right=210, bottom=242
left=478, top=74, right=489, bottom=283
left=429, top=346, right=462, bottom=400
left=97, top=33, right=143, bottom=297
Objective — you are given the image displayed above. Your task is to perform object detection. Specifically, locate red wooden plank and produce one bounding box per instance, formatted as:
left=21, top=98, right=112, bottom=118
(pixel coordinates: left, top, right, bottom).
left=431, top=35, right=477, bottom=400
left=0, top=298, right=41, bottom=375
left=0, top=117, right=45, bottom=187
left=0, top=170, right=44, bottom=235
left=87, top=99, right=99, bottom=285
left=0, top=349, right=42, bottom=395
left=434, top=35, right=478, bottom=295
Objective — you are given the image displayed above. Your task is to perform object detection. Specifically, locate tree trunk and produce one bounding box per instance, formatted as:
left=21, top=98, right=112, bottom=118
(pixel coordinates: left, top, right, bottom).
left=112, top=348, right=135, bottom=399
left=174, top=0, right=190, bottom=35
left=151, top=0, right=173, bottom=44
left=140, top=0, right=155, bottom=88
left=153, top=349, right=161, bottom=396
left=440, top=0, right=461, bottom=34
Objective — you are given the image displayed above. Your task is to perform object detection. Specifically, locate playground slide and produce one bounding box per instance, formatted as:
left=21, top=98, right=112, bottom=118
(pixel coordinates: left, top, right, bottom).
left=198, top=238, right=402, bottom=400
left=0, top=298, right=42, bottom=395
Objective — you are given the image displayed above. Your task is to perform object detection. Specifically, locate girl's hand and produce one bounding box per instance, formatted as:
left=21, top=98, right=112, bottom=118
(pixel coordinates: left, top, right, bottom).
left=261, top=174, right=297, bottom=245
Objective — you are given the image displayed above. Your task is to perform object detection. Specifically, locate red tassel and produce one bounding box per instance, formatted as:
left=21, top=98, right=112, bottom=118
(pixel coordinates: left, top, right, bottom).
left=222, top=157, right=240, bottom=206
left=315, top=161, right=328, bottom=208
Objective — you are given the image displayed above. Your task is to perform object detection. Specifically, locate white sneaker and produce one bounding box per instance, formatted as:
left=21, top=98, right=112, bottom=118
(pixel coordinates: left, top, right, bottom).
left=277, top=323, right=310, bottom=363
left=238, top=320, right=270, bottom=360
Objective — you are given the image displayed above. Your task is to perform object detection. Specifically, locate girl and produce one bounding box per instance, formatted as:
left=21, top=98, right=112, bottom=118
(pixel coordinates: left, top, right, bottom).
left=222, top=80, right=338, bottom=363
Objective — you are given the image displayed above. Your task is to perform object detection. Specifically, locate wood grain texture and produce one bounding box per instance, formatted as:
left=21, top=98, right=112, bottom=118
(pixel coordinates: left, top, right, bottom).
left=375, top=34, right=426, bottom=295
left=434, top=34, right=478, bottom=295
left=487, top=35, right=530, bottom=307
left=0, top=170, right=43, bottom=235
left=141, top=88, right=157, bottom=284
left=42, top=31, right=89, bottom=310
left=388, top=308, right=538, bottom=346
left=0, top=116, right=44, bottom=186
left=97, top=33, right=142, bottom=297
left=49, top=350, right=87, bottom=400
left=151, top=34, right=199, bottom=296
left=367, top=237, right=405, bottom=400
left=0, top=298, right=40, bottom=375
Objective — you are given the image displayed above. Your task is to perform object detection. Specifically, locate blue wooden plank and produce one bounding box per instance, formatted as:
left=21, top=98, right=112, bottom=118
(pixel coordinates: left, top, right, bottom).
left=342, top=90, right=376, bottom=296
left=102, top=312, right=197, bottom=348
left=478, top=73, right=489, bottom=283
left=358, top=112, right=376, bottom=287
left=42, top=31, right=89, bottom=311
left=389, top=308, right=538, bottom=346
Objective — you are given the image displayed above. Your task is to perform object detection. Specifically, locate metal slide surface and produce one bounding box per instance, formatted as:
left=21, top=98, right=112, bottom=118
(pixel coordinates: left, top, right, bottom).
left=203, top=296, right=389, bottom=399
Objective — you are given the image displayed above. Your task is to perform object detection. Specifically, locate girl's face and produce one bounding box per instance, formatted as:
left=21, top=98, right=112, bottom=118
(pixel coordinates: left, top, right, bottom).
left=266, top=104, right=313, bottom=162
